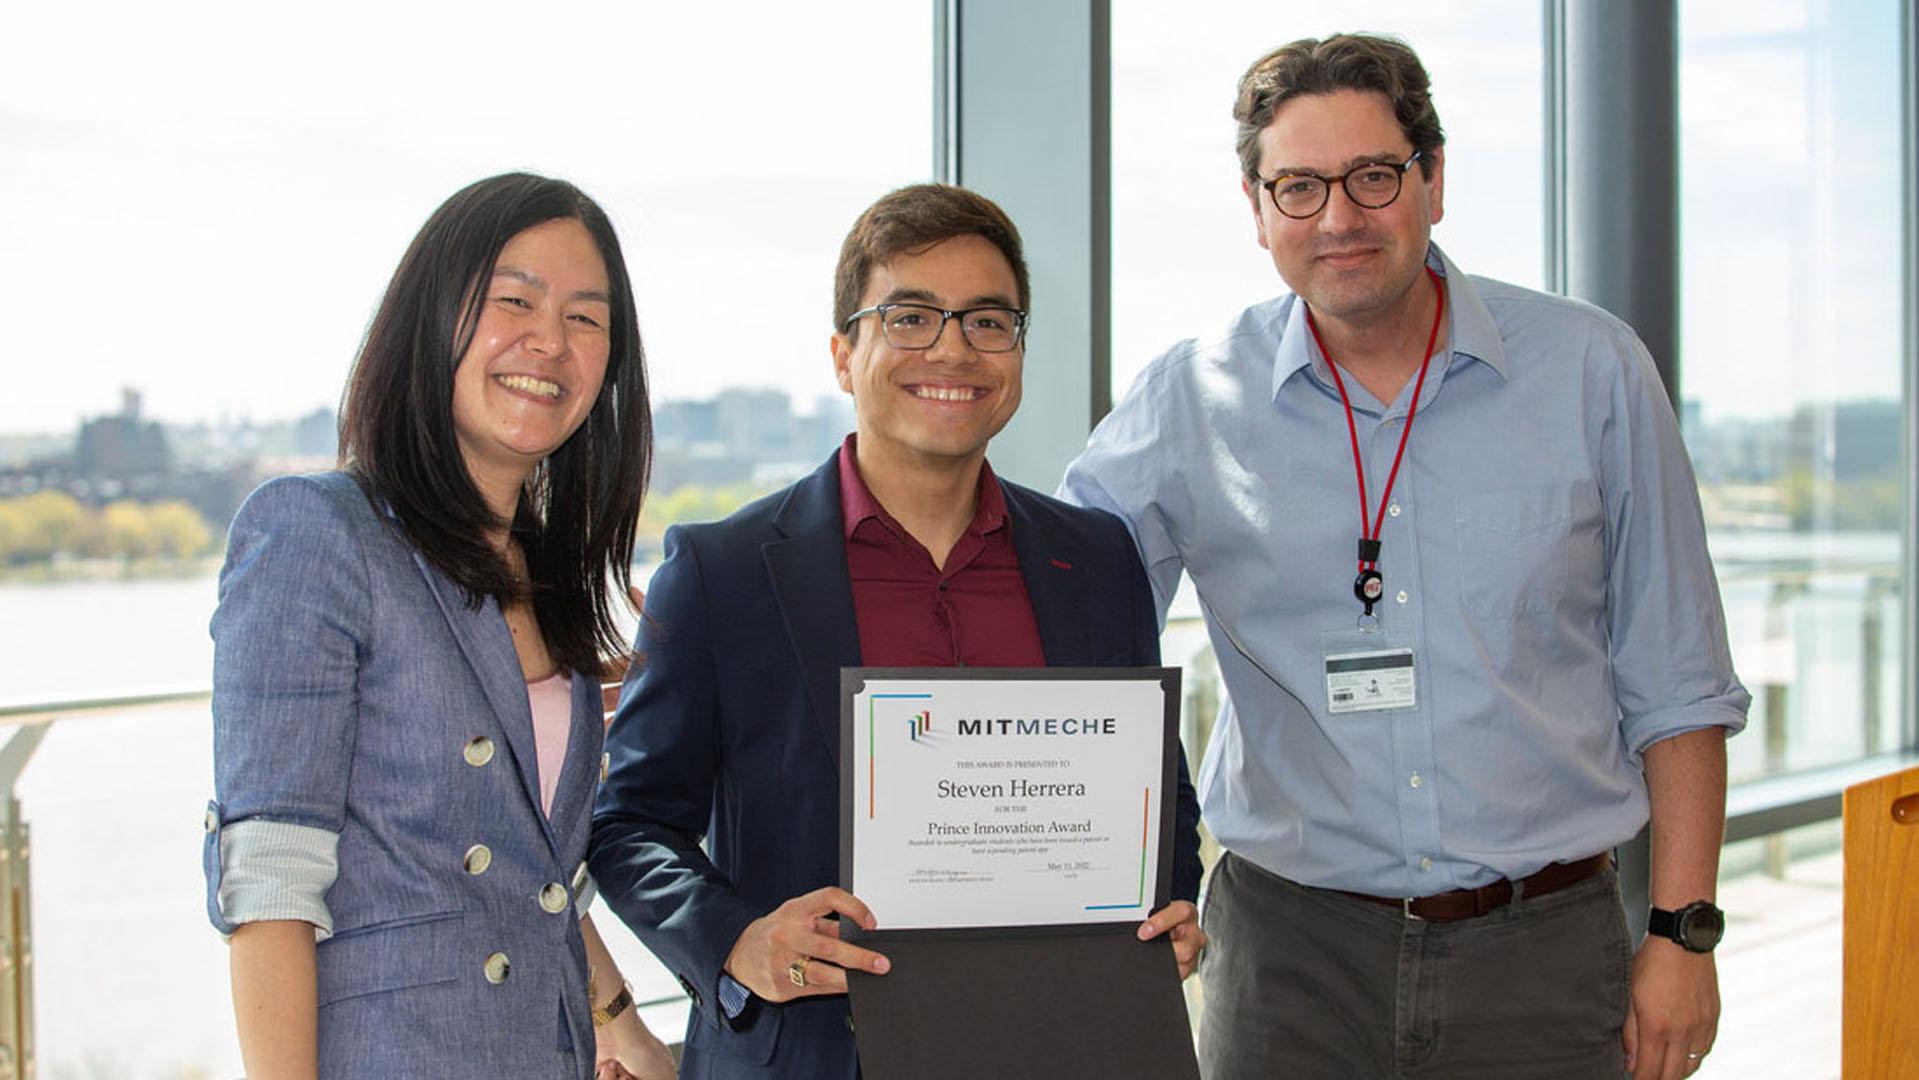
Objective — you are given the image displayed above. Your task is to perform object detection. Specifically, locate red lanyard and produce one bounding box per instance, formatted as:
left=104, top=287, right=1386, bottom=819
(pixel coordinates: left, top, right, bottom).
left=1304, top=266, right=1446, bottom=618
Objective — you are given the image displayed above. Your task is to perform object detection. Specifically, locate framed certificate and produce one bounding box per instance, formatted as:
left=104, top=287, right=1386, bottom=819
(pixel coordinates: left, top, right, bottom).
left=839, top=667, right=1181, bottom=935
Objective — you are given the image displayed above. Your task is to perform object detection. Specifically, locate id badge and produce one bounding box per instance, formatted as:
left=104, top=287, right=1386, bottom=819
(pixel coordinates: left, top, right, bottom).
left=1321, top=628, right=1417, bottom=715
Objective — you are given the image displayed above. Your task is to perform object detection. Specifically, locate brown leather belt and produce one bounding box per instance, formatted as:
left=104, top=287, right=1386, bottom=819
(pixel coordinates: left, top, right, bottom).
left=1337, top=852, right=1612, bottom=922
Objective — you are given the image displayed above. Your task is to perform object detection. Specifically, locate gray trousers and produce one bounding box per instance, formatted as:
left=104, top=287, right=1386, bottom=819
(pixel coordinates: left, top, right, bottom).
left=1197, top=851, right=1631, bottom=1079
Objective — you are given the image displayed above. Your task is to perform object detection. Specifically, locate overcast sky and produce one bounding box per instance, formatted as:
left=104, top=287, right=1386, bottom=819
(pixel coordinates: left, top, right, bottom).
left=1, top=0, right=932, bottom=434
left=2, top=0, right=1903, bottom=436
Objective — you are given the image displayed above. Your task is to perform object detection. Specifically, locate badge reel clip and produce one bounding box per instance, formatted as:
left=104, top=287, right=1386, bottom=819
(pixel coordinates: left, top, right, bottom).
left=1354, top=538, right=1384, bottom=631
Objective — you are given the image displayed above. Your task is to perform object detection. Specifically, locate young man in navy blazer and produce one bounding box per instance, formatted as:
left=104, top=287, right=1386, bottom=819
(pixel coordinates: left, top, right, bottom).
left=590, top=184, right=1205, bottom=1079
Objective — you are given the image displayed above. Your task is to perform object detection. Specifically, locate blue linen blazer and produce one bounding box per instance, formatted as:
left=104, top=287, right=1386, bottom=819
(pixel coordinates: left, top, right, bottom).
left=590, top=451, right=1204, bottom=1080
left=203, top=471, right=603, bottom=1078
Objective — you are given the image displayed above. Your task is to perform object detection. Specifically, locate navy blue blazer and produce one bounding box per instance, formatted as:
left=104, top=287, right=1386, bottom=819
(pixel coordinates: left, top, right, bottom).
left=591, top=452, right=1203, bottom=1080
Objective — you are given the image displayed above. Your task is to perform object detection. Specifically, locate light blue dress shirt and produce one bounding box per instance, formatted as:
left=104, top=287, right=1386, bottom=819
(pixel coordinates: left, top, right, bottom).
left=1060, top=245, right=1749, bottom=898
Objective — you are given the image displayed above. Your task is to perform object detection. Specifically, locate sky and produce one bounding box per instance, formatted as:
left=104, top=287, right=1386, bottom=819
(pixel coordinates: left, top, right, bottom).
left=1, top=0, right=1905, bottom=436
left=0, top=0, right=932, bottom=434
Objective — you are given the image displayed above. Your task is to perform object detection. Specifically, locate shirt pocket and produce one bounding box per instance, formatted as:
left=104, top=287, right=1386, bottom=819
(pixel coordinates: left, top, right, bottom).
left=1454, top=487, right=1576, bottom=618
left=315, top=910, right=462, bottom=1007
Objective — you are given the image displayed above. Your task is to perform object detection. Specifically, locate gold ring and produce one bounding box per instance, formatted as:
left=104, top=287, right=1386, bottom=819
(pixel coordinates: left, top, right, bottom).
left=787, top=956, right=811, bottom=988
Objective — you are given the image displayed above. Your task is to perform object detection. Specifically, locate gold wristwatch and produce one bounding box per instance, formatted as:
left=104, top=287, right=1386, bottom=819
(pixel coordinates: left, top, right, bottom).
left=593, top=979, right=635, bottom=1026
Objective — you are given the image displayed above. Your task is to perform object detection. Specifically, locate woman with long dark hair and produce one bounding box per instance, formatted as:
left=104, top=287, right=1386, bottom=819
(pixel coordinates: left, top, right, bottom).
left=204, top=173, right=673, bottom=1078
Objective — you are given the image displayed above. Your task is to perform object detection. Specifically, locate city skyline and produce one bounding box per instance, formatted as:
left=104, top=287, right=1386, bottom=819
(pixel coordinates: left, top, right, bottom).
left=0, top=379, right=856, bottom=440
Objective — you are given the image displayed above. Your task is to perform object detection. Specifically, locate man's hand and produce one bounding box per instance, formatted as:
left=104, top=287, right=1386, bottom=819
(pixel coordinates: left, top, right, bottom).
left=1137, top=900, right=1206, bottom=979
left=724, top=887, right=891, bottom=1002
left=1623, top=938, right=1718, bottom=1079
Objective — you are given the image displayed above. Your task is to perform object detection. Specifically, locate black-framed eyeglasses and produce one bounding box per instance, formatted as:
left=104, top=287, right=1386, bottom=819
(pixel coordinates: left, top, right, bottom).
left=1259, top=150, right=1424, bottom=219
left=842, top=302, right=1028, bottom=353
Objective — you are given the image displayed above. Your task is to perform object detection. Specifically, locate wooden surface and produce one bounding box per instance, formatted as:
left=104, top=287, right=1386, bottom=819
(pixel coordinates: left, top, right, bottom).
left=1843, top=766, right=1919, bottom=1079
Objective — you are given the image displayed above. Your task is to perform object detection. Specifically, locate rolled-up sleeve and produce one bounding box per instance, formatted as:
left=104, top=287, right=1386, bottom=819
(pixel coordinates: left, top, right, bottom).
left=211, top=815, right=341, bottom=936
left=203, top=476, right=369, bottom=937
left=1597, top=331, right=1751, bottom=754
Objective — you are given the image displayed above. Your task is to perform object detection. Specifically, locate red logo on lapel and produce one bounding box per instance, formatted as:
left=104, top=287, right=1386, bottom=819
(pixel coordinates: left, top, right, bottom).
left=1049, top=558, right=1073, bottom=570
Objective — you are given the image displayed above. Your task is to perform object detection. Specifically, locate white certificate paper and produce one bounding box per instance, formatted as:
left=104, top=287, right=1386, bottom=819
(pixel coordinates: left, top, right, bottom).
left=842, top=668, right=1177, bottom=932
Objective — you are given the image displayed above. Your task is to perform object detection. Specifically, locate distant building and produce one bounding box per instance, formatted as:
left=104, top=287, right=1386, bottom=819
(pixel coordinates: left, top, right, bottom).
left=0, top=391, right=340, bottom=533
left=293, top=407, right=339, bottom=459
left=73, top=388, right=172, bottom=498
left=656, top=398, right=720, bottom=447
left=650, top=389, right=853, bottom=493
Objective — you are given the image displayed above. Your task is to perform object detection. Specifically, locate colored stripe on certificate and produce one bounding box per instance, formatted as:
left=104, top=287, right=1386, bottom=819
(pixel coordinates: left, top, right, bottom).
left=867, top=693, right=932, bottom=819
left=1085, top=786, right=1151, bottom=911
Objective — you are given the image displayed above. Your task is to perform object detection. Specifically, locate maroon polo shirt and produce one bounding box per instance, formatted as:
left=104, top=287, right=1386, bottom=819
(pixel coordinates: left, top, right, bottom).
left=837, top=436, right=1047, bottom=667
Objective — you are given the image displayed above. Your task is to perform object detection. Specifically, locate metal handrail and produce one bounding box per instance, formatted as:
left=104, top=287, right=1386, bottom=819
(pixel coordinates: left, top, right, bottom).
left=0, top=686, right=211, bottom=727
left=1714, top=561, right=1900, bottom=585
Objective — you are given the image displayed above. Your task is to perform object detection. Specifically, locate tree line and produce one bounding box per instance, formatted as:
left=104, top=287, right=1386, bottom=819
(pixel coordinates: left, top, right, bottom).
left=0, top=491, right=214, bottom=564
left=1, top=479, right=770, bottom=570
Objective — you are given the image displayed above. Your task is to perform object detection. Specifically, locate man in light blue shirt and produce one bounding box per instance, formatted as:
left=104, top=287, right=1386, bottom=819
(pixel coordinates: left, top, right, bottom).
left=1061, top=33, right=1748, bottom=1080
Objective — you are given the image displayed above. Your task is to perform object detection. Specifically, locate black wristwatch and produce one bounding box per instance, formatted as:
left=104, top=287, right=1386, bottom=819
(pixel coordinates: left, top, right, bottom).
left=1647, top=900, right=1725, bottom=953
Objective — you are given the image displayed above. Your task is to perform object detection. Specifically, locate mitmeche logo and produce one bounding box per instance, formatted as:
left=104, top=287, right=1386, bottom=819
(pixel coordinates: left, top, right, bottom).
left=907, top=709, right=933, bottom=741
left=955, top=716, right=1119, bottom=736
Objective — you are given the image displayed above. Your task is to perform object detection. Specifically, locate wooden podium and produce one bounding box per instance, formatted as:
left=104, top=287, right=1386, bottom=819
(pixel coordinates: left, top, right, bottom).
left=1844, top=766, right=1919, bottom=1078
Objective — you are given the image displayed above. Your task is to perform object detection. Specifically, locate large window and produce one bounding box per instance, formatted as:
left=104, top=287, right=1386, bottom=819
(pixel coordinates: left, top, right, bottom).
left=1678, top=0, right=1907, bottom=781
left=2, top=4, right=927, bottom=1072
left=7, top=3, right=1913, bottom=1072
